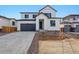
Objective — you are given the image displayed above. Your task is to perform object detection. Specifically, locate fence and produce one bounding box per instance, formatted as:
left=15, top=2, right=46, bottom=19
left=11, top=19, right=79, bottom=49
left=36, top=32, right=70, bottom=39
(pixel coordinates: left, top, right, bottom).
left=2, top=26, right=17, bottom=32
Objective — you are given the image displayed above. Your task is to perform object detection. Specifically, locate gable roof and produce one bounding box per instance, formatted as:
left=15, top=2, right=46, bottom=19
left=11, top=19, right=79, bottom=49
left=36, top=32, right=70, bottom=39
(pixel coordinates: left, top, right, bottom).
left=0, top=15, right=11, bottom=20
left=36, top=12, right=48, bottom=18
left=39, top=5, right=57, bottom=12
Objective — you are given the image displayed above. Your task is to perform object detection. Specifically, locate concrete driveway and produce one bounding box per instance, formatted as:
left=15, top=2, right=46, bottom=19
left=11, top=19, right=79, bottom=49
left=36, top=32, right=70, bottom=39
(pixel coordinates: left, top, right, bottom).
left=0, top=32, right=36, bottom=54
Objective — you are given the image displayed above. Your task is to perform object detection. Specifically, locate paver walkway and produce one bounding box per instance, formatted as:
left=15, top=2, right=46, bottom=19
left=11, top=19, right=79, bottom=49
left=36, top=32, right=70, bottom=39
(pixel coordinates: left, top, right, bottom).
left=0, top=32, right=35, bottom=54
left=39, top=38, right=79, bottom=54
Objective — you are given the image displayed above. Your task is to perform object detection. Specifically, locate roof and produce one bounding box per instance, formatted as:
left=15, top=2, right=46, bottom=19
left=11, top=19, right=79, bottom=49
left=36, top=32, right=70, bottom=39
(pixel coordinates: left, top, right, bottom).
left=61, top=22, right=79, bottom=24
left=20, top=12, right=39, bottom=14
left=16, top=19, right=36, bottom=21
left=10, top=18, right=16, bottom=20
left=0, top=15, right=11, bottom=20
left=49, top=17, right=63, bottom=19
left=39, top=5, right=57, bottom=12
left=36, top=12, right=62, bottom=19
left=64, top=14, right=79, bottom=19
left=36, top=12, right=48, bottom=18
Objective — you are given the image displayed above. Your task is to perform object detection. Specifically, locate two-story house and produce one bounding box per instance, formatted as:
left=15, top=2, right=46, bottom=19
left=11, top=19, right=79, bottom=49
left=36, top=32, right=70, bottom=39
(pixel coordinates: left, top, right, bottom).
left=61, top=14, right=79, bottom=32
left=17, top=5, right=62, bottom=31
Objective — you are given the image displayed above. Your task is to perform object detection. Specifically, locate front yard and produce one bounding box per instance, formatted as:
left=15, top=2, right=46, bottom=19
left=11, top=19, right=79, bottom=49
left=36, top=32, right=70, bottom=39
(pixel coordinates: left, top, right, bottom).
left=39, top=32, right=79, bottom=54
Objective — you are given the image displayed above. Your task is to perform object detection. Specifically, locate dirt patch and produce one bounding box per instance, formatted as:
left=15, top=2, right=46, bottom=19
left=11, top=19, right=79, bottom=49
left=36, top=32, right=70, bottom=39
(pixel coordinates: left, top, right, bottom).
left=0, top=32, right=9, bottom=36
left=38, top=31, right=65, bottom=40
left=38, top=32, right=79, bottom=54
left=27, top=32, right=39, bottom=54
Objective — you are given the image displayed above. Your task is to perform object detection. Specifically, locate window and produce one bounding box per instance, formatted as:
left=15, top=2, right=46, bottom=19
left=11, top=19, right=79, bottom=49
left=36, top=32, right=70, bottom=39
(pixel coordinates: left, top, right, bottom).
left=12, top=21, right=15, bottom=26
left=44, top=13, right=51, bottom=18
left=33, top=15, right=37, bottom=18
left=73, top=16, right=76, bottom=20
left=25, top=15, right=29, bottom=18
left=50, top=20, right=55, bottom=26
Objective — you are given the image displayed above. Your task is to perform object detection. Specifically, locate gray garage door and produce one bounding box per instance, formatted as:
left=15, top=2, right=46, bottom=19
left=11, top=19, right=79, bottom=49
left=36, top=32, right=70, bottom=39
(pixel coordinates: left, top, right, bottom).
left=64, top=25, right=71, bottom=32
left=21, top=24, right=36, bottom=31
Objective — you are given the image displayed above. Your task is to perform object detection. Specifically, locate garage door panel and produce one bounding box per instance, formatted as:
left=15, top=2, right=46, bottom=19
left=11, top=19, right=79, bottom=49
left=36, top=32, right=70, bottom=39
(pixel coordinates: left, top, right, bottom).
left=21, top=24, right=36, bottom=31
left=64, top=25, right=71, bottom=32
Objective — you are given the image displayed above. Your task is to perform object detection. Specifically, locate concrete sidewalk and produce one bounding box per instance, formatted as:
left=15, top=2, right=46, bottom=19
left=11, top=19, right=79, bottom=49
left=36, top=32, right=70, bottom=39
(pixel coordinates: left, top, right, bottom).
left=0, top=32, right=36, bottom=54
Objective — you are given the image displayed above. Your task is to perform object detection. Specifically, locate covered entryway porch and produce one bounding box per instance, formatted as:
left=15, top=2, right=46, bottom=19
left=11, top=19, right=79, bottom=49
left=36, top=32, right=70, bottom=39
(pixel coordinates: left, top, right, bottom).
left=36, top=13, right=48, bottom=31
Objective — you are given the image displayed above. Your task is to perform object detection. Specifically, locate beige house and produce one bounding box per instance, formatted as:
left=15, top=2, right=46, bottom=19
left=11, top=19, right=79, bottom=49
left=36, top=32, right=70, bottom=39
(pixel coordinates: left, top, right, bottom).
left=0, top=16, right=16, bottom=31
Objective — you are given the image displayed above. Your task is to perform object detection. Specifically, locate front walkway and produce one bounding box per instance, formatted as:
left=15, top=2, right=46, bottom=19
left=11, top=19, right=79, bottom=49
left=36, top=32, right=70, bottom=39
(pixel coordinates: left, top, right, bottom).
left=0, top=32, right=36, bottom=54
left=39, top=38, right=79, bottom=54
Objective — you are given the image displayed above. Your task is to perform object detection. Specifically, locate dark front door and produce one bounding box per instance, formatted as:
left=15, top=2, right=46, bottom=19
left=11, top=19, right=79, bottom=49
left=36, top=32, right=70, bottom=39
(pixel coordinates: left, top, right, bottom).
left=39, top=20, right=44, bottom=30
left=21, top=24, right=36, bottom=31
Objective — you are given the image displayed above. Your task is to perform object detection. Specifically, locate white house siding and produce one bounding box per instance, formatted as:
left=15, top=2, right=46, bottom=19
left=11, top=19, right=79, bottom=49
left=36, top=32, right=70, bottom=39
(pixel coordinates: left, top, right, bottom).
left=39, top=6, right=56, bottom=17
left=73, top=23, right=79, bottom=28
left=17, top=21, right=36, bottom=31
left=47, top=19, right=61, bottom=31
left=21, top=13, right=38, bottom=19
left=0, top=18, right=10, bottom=29
left=36, top=14, right=48, bottom=31
left=36, top=13, right=61, bottom=31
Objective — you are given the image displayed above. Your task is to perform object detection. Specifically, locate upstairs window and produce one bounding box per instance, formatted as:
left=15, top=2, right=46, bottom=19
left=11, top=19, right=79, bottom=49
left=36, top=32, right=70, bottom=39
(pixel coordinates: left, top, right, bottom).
left=25, top=15, right=29, bottom=18
left=12, top=21, right=15, bottom=26
left=73, top=16, right=76, bottom=20
left=33, top=15, right=37, bottom=18
left=50, top=20, right=55, bottom=26
left=44, top=13, right=51, bottom=18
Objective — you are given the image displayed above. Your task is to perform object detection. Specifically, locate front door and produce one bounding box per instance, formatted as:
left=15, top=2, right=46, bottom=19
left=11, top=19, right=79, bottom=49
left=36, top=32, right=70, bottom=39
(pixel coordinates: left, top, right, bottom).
left=39, top=20, right=44, bottom=30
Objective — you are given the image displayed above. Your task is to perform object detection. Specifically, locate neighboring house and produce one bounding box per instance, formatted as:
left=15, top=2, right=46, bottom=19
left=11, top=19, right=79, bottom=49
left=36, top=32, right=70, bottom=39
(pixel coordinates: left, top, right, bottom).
left=17, top=5, right=62, bottom=31
left=61, top=14, right=79, bottom=32
left=0, top=16, right=16, bottom=31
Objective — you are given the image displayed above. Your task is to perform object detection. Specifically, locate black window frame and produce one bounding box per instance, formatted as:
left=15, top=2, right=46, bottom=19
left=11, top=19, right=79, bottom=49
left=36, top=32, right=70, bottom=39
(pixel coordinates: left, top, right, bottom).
left=12, top=21, right=15, bottom=26
left=25, top=14, right=29, bottom=18
left=44, top=13, right=51, bottom=18
left=50, top=20, right=55, bottom=26
left=33, top=15, right=37, bottom=18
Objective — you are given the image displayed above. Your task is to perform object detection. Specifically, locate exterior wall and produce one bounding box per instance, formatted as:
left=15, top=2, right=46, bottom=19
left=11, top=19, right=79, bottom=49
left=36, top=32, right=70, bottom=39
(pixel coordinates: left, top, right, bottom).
left=21, top=13, right=38, bottom=19
left=36, top=14, right=48, bottom=31
left=0, top=18, right=10, bottom=29
left=39, top=6, right=56, bottom=17
left=63, top=15, right=79, bottom=23
left=47, top=19, right=61, bottom=31
left=17, top=21, right=36, bottom=31
left=10, top=19, right=16, bottom=27
left=36, top=14, right=61, bottom=31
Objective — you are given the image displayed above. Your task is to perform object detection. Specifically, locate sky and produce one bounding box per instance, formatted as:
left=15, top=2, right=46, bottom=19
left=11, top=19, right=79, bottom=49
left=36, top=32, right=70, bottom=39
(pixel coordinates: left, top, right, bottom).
left=0, top=5, right=79, bottom=19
